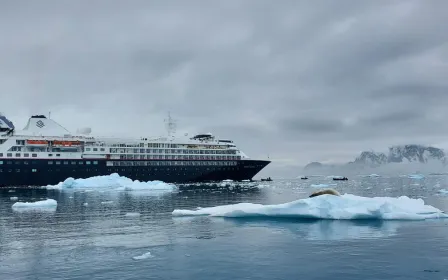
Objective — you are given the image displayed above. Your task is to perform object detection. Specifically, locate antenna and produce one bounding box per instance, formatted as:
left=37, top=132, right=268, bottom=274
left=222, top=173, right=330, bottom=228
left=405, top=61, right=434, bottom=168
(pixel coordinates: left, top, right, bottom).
left=164, top=112, right=177, bottom=137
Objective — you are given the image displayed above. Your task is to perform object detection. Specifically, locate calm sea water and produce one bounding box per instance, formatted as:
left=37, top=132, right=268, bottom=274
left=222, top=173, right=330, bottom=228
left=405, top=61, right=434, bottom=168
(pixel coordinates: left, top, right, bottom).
left=1, top=175, right=448, bottom=280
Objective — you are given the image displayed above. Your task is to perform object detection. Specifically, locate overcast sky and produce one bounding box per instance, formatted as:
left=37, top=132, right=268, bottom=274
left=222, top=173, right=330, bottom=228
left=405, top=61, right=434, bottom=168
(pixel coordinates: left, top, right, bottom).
left=1, top=0, right=447, bottom=177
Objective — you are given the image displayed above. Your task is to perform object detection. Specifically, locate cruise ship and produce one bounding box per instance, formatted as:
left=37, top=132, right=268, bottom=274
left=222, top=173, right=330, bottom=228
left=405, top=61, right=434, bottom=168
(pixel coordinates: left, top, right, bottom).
left=0, top=113, right=270, bottom=187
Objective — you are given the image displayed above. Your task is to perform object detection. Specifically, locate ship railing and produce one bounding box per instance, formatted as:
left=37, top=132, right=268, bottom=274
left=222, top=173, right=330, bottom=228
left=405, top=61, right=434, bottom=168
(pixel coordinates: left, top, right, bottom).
left=11, top=134, right=95, bottom=140
left=11, top=134, right=234, bottom=148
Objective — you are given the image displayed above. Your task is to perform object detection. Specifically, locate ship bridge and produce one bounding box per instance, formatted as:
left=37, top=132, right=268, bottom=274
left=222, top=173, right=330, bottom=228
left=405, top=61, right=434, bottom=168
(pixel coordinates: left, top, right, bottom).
left=0, top=114, right=15, bottom=134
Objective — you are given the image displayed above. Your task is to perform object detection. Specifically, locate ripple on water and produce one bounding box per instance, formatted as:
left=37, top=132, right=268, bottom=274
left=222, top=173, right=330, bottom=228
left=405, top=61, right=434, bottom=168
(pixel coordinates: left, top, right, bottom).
left=1, top=176, right=448, bottom=280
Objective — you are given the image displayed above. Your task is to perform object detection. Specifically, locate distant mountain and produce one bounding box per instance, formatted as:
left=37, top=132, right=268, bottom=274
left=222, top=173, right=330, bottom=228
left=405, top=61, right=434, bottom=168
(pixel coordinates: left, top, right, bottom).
left=304, top=162, right=324, bottom=171
left=351, top=151, right=388, bottom=167
left=303, top=144, right=447, bottom=172
left=387, top=145, right=445, bottom=164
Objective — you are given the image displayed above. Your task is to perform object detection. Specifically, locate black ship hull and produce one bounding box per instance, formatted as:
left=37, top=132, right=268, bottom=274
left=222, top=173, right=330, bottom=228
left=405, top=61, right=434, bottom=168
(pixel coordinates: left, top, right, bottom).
left=0, top=159, right=270, bottom=187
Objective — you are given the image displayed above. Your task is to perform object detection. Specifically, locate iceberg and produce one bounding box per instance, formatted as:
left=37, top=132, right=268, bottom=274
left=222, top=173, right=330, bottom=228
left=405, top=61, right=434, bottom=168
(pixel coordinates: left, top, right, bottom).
left=132, top=252, right=153, bottom=260
left=407, top=174, right=425, bottom=179
left=12, top=199, right=57, bottom=212
left=172, top=194, right=448, bottom=220
left=43, top=173, right=177, bottom=193
left=125, top=212, right=141, bottom=217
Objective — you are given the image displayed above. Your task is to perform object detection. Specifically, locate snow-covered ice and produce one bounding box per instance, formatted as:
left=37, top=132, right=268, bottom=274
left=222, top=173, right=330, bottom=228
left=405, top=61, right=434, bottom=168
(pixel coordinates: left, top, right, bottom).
left=132, top=252, right=153, bottom=260
left=310, top=184, right=337, bottom=188
left=101, top=201, right=114, bottom=205
left=11, top=199, right=57, bottom=212
left=407, top=174, right=425, bottom=179
left=42, top=173, right=177, bottom=193
left=125, top=212, right=141, bottom=217
left=172, top=194, right=448, bottom=220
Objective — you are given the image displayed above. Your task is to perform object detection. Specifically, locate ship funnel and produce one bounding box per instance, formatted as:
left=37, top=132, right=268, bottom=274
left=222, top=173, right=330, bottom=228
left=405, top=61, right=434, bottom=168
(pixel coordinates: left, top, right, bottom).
left=22, top=115, right=71, bottom=136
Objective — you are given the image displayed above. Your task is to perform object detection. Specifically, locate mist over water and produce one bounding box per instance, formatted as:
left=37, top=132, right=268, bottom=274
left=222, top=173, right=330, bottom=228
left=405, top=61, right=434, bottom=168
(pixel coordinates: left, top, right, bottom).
left=300, top=162, right=448, bottom=178
left=1, top=175, right=448, bottom=280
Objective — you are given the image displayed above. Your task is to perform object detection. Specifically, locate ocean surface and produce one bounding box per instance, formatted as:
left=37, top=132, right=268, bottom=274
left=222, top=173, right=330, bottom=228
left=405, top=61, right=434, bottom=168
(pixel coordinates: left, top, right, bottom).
left=1, top=175, right=448, bottom=280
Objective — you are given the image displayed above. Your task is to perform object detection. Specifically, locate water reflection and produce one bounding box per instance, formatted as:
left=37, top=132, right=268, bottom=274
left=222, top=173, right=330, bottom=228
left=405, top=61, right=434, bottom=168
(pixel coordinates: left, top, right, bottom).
left=1, top=177, right=448, bottom=280
left=226, top=218, right=403, bottom=240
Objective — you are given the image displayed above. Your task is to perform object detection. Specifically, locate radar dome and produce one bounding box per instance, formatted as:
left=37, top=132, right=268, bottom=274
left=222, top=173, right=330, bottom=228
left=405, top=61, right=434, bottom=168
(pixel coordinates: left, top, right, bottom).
left=76, top=127, right=92, bottom=135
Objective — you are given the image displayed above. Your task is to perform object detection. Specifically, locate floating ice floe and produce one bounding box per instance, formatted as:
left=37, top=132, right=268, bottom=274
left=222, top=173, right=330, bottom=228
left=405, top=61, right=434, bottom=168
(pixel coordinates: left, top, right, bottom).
left=125, top=212, right=141, bottom=217
left=11, top=199, right=57, bottom=212
left=310, top=183, right=337, bottom=188
left=10, top=196, right=18, bottom=201
left=172, top=194, right=448, bottom=220
left=101, top=201, right=114, bottom=205
left=438, top=189, right=448, bottom=194
left=407, top=174, right=425, bottom=179
left=42, top=173, right=177, bottom=193
left=132, top=252, right=153, bottom=260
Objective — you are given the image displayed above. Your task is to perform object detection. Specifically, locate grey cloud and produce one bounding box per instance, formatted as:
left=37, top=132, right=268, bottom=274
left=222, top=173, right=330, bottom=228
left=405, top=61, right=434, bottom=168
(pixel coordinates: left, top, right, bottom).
left=369, top=85, right=448, bottom=102
left=280, top=117, right=345, bottom=134
left=1, top=0, right=448, bottom=178
left=359, top=110, right=426, bottom=127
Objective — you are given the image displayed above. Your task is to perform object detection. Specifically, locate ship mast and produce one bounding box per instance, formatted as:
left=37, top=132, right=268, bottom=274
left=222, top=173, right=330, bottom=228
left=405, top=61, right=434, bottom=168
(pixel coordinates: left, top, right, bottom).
left=164, top=112, right=177, bottom=138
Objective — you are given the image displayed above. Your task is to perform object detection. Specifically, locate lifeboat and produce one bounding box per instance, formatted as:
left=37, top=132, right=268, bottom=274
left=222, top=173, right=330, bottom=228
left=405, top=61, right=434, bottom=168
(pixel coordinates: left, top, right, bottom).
left=53, top=140, right=82, bottom=147
left=26, top=140, right=48, bottom=145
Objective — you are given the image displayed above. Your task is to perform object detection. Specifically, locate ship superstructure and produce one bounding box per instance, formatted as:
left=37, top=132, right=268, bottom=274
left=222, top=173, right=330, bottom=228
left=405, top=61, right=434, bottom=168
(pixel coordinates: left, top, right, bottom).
left=0, top=114, right=270, bottom=187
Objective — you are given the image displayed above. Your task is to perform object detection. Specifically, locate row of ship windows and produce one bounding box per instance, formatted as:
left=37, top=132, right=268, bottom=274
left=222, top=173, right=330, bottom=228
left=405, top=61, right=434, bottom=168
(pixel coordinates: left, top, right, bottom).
left=0, top=167, right=238, bottom=173
left=84, top=148, right=237, bottom=155
left=107, top=148, right=237, bottom=155
left=86, top=147, right=106, bottom=152
left=1, top=153, right=240, bottom=161
left=4, top=150, right=237, bottom=156
left=0, top=153, right=59, bottom=158
left=108, top=143, right=176, bottom=148
left=107, top=161, right=238, bottom=166
left=0, top=160, right=237, bottom=166
left=108, top=143, right=230, bottom=149
left=116, top=155, right=241, bottom=160
left=14, top=140, right=229, bottom=149
left=0, top=152, right=240, bottom=161
left=0, top=160, right=98, bottom=165
left=12, top=141, right=233, bottom=150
